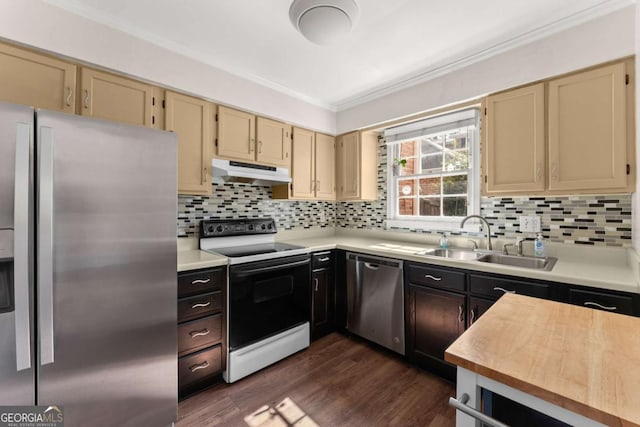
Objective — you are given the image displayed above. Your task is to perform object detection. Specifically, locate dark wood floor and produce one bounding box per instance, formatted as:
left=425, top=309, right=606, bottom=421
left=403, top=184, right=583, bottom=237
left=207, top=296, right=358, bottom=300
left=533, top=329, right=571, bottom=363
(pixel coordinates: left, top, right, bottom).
left=177, top=333, right=456, bottom=427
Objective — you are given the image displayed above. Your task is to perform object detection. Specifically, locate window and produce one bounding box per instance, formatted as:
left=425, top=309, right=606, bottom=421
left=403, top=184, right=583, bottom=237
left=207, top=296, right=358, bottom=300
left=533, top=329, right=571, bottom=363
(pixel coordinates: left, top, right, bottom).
left=386, top=108, right=480, bottom=231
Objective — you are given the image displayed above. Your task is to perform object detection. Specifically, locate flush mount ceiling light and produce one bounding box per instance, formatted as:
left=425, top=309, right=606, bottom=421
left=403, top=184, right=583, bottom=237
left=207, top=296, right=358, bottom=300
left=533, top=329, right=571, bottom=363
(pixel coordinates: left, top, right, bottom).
left=289, top=0, right=360, bottom=45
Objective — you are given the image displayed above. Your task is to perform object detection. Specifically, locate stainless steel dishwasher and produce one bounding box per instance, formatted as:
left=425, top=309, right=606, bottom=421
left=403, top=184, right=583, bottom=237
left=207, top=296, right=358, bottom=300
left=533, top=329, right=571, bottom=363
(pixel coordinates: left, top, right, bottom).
left=346, top=252, right=404, bottom=355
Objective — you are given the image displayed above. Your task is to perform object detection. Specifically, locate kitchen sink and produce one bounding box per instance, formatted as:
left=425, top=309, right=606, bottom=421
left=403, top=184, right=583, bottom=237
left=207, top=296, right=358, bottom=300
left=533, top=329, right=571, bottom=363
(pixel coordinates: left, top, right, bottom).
left=477, top=253, right=557, bottom=271
left=418, top=248, right=484, bottom=260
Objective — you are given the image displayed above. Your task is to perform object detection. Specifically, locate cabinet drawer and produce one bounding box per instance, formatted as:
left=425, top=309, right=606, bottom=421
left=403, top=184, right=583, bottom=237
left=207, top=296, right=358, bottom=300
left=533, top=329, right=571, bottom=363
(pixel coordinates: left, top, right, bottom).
left=569, top=288, right=634, bottom=316
left=178, top=268, right=225, bottom=298
left=178, top=291, right=222, bottom=322
left=407, top=264, right=466, bottom=292
left=469, top=274, right=550, bottom=300
left=178, top=345, right=222, bottom=392
left=312, top=251, right=333, bottom=269
left=178, top=314, right=222, bottom=357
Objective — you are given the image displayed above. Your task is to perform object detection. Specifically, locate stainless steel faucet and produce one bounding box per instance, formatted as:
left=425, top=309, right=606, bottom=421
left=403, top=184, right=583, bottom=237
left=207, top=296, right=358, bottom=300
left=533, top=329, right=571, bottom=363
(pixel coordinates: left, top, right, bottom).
left=460, top=215, right=492, bottom=251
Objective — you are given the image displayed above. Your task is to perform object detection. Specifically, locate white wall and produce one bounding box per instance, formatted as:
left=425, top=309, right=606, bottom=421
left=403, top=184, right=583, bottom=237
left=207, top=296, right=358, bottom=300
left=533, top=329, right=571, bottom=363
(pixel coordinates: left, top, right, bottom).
left=336, top=6, right=635, bottom=133
left=0, top=0, right=336, bottom=134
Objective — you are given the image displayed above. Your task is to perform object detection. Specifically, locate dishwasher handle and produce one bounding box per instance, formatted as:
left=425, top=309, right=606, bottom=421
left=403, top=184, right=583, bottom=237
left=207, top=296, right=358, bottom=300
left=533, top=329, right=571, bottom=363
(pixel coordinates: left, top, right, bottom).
left=346, top=252, right=403, bottom=269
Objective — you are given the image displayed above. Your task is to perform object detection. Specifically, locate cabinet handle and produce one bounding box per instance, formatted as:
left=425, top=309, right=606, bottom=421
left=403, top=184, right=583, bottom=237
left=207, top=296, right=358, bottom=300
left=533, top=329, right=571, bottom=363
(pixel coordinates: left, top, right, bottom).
left=202, top=166, right=207, bottom=183
left=458, top=305, right=464, bottom=323
left=469, top=307, right=476, bottom=325
left=249, top=138, right=255, bottom=153
left=191, top=278, right=211, bottom=284
left=83, top=89, right=89, bottom=109
left=584, top=301, right=617, bottom=311
left=316, top=180, right=320, bottom=191
left=551, top=162, right=558, bottom=180
left=189, top=360, right=210, bottom=372
left=314, top=278, right=319, bottom=292
left=449, top=394, right=509, bottom=427
left=258, top=140, right=262, bottom=153
left=189, top=328, right=210, bottom=338
left=493, top=287, right=516, bottom=294
left=191, top=301, right=211, bottom=309
left=424, top=274, right=442, bottom=281
left=318, top=257, right=330, bottom=262
left=65, top=87, right=73, bottom=106
left=286, top=152, right=289, bottom=158
left=536, top=162, right=542, bottom=180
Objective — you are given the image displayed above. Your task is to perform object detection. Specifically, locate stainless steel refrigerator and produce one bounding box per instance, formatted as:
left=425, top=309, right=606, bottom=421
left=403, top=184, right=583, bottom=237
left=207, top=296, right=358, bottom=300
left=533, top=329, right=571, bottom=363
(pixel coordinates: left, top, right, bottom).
left=0, top=101, right=178, bottom=426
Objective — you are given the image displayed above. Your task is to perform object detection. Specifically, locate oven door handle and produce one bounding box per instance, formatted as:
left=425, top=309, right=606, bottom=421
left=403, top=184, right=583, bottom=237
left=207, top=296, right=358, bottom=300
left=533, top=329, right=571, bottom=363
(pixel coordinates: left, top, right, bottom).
left=231, top=258, right=310, bottom=277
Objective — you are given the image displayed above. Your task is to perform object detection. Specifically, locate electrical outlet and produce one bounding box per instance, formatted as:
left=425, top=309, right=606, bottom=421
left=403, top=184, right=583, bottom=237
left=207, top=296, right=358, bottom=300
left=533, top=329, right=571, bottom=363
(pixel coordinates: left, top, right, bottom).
left=319, top=211, right=326, bottom=223
left=519, top=215, right=541, bottom=233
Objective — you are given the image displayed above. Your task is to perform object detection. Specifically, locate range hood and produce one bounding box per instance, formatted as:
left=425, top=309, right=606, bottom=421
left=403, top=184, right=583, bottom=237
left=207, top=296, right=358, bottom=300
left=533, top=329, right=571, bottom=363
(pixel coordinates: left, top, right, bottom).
left=212, top=159, right=292, bottom=185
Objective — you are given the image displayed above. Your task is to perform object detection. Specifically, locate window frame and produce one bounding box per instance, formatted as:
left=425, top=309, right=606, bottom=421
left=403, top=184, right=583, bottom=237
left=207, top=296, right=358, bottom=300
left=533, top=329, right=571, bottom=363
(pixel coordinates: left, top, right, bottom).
left=386, top=107, right=481, bottom=232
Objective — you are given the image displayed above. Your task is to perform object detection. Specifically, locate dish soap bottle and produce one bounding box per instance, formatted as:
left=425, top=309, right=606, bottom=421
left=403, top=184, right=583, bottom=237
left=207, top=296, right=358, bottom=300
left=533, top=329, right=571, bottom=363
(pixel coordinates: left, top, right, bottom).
left=439, top=233, right=449, bottom=249
left=534, top=233, right=545, bottom=258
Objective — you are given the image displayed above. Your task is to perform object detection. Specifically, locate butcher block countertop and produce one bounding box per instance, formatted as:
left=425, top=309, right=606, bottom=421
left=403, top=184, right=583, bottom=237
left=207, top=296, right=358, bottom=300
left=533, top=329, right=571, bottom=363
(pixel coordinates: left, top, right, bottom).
left=445, top=293, right=640, bottom=427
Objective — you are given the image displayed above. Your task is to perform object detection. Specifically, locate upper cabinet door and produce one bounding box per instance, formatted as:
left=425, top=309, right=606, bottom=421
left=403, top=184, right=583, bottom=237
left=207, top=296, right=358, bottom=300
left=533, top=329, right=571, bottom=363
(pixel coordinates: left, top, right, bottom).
left=548, top=62, right=627, bottom=192
left=315, top=133, right=336, bottom=200
left=0, top=42, right=76, bottom=113
left=80, top=68, right=154, bottom=127
left=256, top=117, right=291, bottom=168
left=217, top=106, right=255, bottom=162
left=166, top=91, right=213, bottom=195
left=337, top=131, right=360, bottom=200
left=484, top=83, right=545, bottom=194
left=291, top=127, right=315, bottom=199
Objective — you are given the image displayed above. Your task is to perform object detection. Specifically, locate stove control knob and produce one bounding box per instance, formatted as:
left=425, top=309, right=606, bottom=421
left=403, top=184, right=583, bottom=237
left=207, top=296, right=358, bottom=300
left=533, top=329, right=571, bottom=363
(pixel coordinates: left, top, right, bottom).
left=207, top=225, right=215, bottom=234
left=261, top=224, right=266, bottom=230
left=215, top=225, right=224, bottom=233
left=267, top=223, right=273, bottom=230
left=248, top=224, right=254, bottom=231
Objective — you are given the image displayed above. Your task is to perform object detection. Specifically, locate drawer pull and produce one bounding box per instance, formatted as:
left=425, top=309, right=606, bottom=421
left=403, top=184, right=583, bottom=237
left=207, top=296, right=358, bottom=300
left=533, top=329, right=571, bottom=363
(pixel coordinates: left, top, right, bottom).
left=493, top=287, right=516, bottom=294
left=314, top=278, right=319, bottom=292
left=425, top=274, right=442, bottom=281
left=469, top=307, right=476, bottom=325
left=449, top=394, right=509, bottom=427
left=191, top=278, right=211, bottom=284
left=318, top=257, right=330, bottom=262
left=189, top=360, right=210, bottom=373
left=458, top=304, right=464, bottom=323
left=192, top=302, right=211, bottom=309
left=584, top=301, right=617, bottom=311
left=189, top=328, right=210, bottom=338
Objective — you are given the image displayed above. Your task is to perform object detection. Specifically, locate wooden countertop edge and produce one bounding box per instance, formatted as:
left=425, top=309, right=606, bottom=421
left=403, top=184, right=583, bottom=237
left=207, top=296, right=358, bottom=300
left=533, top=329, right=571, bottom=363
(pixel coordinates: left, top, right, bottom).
left=444, top=351, right=637, bottom=427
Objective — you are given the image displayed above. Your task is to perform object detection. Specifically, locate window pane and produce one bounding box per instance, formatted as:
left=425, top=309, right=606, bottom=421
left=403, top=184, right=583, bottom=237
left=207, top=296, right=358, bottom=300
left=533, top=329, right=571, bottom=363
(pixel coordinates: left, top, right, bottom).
left=401, top=157, right=417, bottom=175
left=399, top=140, right=417, bottom=157
left=444, top=149, right=469, bottom=171
left=442, top=174, right=467, bottom=194
left=421, top=154, right=442, bottom=171
left=419, top=198, right=441, bottom=216
left=445, top=135, right=467, bottom=150
left=398, top=179, right=416, bottom=196
left=399, top=198, right=416, bottom=216
left=421, top=137, right=443, bottom=154
left=443, top=197, right=467, bottom=216
left=419, top=177, right=440, bottom=196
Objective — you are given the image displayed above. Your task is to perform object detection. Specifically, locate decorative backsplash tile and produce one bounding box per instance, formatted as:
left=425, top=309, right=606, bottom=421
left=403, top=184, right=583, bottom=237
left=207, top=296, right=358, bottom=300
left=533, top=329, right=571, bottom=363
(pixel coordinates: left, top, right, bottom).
left=178, top=183, right=335, bottom=238
left=178, top=135, right=632, bottom=247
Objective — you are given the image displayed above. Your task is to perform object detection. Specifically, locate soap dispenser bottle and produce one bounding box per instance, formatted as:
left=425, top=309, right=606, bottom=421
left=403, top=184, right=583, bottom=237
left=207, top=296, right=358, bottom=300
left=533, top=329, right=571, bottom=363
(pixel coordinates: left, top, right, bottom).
left=534, top=233, right=545, bottom=258
left=439, top=233, right=449, bottom=249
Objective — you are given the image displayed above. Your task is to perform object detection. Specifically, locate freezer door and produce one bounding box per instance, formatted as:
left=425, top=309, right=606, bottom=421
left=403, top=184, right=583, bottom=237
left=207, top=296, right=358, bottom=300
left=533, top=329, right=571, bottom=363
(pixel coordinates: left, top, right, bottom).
left=36, top=110, right=177, bottom=426
left=0, top=101, right=35, bottom=405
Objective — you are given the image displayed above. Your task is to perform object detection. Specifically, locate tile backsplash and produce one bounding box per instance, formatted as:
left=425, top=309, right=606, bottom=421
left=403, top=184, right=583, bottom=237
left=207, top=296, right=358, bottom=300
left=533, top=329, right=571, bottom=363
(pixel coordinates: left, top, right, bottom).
left=178, top=134, right=632, bottom=247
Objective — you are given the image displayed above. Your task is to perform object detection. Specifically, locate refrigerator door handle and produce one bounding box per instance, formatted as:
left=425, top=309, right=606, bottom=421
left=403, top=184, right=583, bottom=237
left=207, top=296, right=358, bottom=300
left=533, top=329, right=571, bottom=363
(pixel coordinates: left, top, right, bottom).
left=38, top=126, right=55, bottom=366
left=14, top=122, right=32, bottom=371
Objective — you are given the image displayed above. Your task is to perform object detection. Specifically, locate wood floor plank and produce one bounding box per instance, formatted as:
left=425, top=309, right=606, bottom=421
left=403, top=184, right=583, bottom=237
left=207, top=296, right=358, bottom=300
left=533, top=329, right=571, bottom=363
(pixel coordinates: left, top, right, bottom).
left=178, top=333, right=456, bottom=427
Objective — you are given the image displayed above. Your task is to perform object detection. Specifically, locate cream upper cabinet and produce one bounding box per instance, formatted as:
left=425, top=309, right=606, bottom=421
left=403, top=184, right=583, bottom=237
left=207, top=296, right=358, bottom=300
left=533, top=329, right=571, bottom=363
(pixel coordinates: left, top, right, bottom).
left=216, top=105, right=255, bottom=162
left=484, top=83, right=545, bottom=194
left=548, top=62, right=628, bottom=192
left=165, top=91, right=213, bottom=195
left=336, top=131, right=377, bottom=201
left=0, top=42, right=76, bottom=113
left=80, top=68, right=155, bottom=127
left=315, top=132, right=336, bottom=199
left=256, top=117, right=291, bottom=167
left=290, top=128, right=315, bottom=199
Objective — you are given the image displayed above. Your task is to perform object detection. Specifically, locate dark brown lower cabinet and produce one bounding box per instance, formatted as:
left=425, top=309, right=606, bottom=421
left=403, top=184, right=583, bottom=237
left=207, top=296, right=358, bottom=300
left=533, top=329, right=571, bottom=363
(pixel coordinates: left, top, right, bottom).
left=468, top=296, right=494, bottom=326
left=311, top=251, right=334, bottom=340
left=406, top=283, right=465, bottom=381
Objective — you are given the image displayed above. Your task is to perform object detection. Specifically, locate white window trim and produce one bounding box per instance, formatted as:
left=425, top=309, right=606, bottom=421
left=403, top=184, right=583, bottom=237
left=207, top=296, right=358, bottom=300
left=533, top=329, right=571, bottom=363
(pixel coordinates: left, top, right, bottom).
left=386, top=109, right=481, bottom=233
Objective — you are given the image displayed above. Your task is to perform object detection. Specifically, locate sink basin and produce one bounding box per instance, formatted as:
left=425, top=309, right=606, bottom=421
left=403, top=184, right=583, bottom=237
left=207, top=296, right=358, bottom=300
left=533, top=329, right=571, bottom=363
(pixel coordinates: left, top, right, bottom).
left=477, top=253, right=557, bottom=271
left=418, top=248, right=483, bottom=260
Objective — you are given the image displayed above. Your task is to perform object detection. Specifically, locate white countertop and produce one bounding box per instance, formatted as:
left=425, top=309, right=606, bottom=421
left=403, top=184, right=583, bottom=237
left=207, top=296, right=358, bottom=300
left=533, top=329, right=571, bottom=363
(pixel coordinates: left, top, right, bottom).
left=177, top=230, right=640, bottom=293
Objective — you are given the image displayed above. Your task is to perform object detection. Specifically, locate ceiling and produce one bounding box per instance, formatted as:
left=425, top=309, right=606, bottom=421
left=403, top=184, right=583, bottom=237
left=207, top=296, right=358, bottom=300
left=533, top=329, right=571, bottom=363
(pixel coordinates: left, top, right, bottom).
left=44, top=0, right=628, bottom=111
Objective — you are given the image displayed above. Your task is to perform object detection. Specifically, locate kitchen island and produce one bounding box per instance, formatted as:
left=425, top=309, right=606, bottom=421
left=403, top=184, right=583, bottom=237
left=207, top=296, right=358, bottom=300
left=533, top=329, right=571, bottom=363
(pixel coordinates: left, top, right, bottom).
left=445, top=293, right=640, bottom=427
